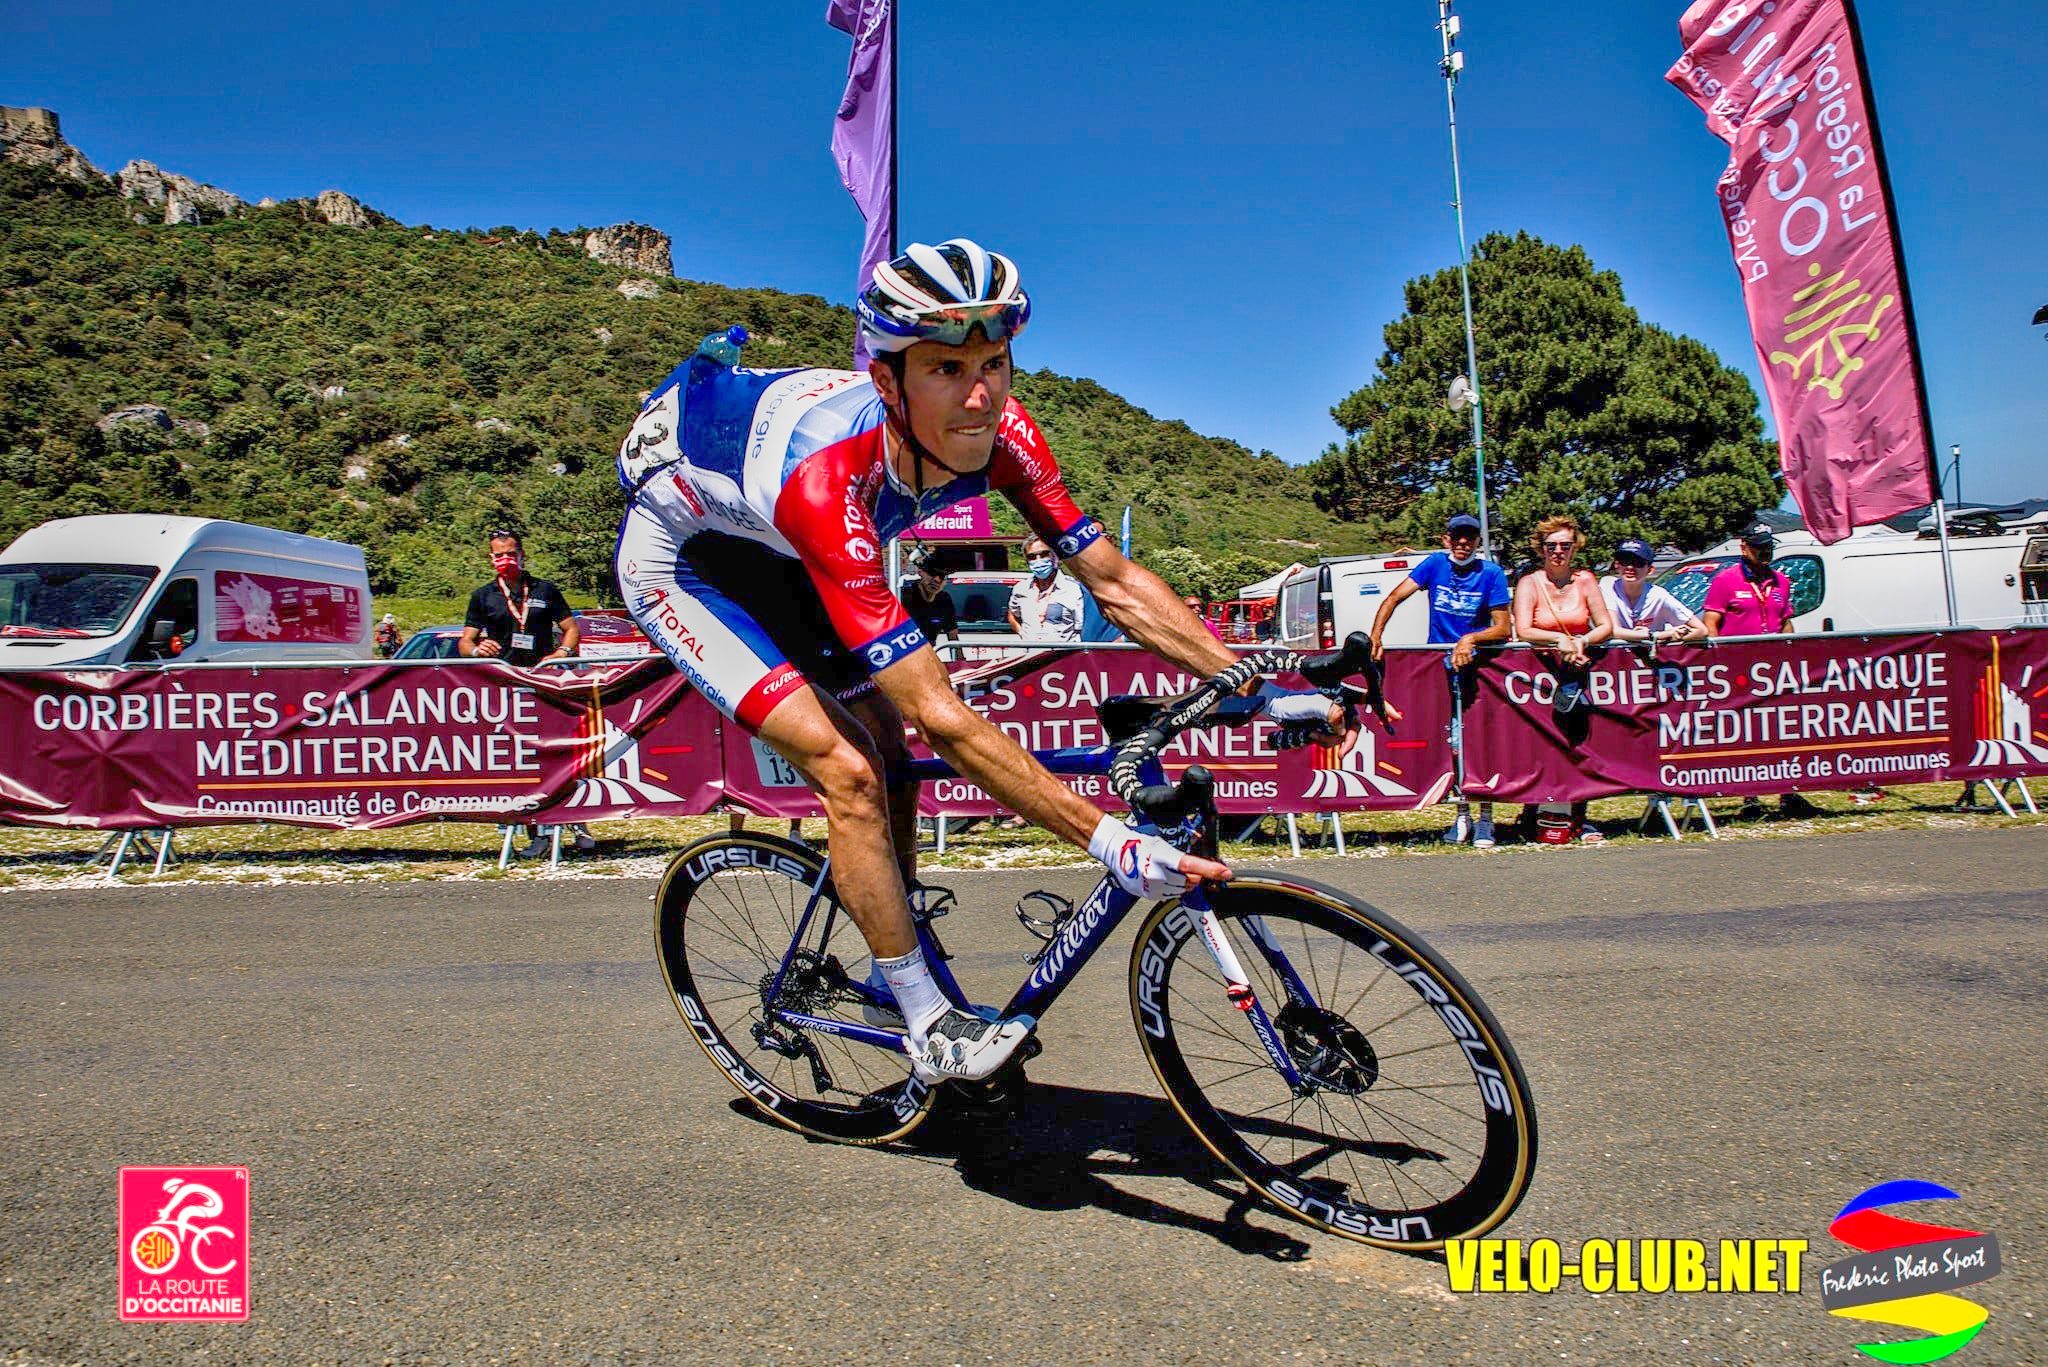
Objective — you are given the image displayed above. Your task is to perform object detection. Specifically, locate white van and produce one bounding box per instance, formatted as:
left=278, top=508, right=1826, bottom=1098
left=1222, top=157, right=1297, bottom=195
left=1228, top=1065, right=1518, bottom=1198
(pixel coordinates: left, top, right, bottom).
left=0, top=515, right=373, bottom=668
left=1661, top=516, right=2048, bottom=633
left=1273, top=552, right=1441, bottom=651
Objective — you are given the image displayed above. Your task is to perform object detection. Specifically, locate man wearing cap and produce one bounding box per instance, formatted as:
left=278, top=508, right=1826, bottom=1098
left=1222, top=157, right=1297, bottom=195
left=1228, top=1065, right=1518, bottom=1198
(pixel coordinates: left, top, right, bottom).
left=897, top=549, right=959, bottom=647
left=1368, top=513, right=1513, bottom=847
left=1601, top=539, right=1703, bottom=643
left=1702, top=522, right=1821, bottom=818
left=1701, top=523, right=1795, bottom=639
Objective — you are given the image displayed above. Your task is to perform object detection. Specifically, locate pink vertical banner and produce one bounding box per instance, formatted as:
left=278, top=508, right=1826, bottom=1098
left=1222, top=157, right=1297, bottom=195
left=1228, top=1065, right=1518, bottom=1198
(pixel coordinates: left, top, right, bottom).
left=1667, top=0, right=1936, bottom=542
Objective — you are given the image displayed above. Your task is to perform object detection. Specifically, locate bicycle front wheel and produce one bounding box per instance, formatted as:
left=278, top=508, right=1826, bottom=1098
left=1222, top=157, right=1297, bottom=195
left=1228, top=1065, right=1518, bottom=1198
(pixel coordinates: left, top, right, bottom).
left=655, top=832, right=934, bottom=1145
left=1130, top=873, right=1536, bottom=1249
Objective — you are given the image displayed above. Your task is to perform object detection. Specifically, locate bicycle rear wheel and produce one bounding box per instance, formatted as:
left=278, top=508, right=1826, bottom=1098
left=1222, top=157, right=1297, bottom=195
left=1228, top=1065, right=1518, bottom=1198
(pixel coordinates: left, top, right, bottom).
left=1130, top=873, right=1535, bottom=1249
left=655, top=832, right=934, bottom=1144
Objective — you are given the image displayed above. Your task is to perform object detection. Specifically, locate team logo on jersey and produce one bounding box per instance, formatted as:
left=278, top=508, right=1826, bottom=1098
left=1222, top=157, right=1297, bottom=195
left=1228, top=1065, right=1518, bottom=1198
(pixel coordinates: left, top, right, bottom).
left=846, top=537, right=878, bottom=564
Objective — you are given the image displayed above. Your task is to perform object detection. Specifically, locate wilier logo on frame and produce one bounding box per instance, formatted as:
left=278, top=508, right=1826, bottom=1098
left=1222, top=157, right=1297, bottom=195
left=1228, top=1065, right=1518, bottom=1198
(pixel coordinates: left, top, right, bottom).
left=118, top=1166, right=249, bottom=1322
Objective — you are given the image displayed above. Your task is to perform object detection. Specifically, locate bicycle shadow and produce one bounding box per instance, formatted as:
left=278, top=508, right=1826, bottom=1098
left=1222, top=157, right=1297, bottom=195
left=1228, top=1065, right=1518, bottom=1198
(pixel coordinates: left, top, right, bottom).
left=736, top=1080, right=1315, bottom=1262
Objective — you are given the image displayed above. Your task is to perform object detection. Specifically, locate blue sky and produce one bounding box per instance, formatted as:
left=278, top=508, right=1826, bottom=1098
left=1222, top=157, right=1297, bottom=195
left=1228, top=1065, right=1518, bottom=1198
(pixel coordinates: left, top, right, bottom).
left=7, top=1, right=2044, bottom=506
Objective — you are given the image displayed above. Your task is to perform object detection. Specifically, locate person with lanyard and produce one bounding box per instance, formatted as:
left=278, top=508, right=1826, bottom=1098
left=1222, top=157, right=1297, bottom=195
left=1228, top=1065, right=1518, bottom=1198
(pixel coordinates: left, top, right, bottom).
left=1600, top=538, right=1704, bottom=643
left=460, top=531, right=581, bottom=667
left=1702, top=521, right=1822, bottom=819
left=1005, top=534, right=1086, bottom=643
left=1368, top=512, right=1513, bottom=848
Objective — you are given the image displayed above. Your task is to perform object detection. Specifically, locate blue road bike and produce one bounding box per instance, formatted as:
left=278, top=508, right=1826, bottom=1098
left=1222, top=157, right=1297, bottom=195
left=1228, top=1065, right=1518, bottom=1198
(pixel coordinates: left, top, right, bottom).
left=654, top=638, right=1536, bottom=1249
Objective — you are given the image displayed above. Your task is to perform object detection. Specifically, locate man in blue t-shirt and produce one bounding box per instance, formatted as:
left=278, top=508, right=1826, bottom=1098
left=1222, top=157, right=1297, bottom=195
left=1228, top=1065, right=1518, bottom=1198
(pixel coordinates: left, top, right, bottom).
left=1367, top=513, right=1513, bottom=847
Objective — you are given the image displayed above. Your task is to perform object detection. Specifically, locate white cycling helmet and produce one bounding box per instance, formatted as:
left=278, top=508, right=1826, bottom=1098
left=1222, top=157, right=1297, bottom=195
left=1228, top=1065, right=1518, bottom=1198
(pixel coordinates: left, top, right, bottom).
left=857, top=238, right=1030, bottom=356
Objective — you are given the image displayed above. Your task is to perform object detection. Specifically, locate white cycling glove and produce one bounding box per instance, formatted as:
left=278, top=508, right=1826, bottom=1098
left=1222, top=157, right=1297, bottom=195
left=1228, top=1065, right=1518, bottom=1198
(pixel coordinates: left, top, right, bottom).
left=1263, top=692, right=1337, bottom=728
left=1089, top=815, right=1196, bottom=899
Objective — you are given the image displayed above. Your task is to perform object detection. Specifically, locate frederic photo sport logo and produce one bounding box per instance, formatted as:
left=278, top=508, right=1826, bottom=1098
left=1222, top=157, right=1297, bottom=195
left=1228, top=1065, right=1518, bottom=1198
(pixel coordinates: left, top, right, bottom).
left=1821, top=1180, right=2000, bottom=1364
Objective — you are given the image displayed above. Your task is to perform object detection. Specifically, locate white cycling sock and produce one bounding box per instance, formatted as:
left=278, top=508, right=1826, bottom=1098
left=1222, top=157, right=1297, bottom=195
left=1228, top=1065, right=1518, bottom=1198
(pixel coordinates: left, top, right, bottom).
left=873, top=946, right=949, bottom=1043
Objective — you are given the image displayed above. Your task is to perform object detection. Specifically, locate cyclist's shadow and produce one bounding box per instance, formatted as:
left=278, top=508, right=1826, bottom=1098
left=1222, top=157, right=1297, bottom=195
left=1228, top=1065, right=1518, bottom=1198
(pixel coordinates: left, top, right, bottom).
left=739, top=1080, right=1313, bottom=1262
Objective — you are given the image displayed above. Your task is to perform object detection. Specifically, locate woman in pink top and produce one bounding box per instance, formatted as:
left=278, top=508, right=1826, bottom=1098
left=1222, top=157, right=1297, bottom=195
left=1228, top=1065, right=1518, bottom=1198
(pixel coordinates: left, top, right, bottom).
left=1513, top=515, right=1612, bottom=665
left=1512, top=514, right=1613, bottom=843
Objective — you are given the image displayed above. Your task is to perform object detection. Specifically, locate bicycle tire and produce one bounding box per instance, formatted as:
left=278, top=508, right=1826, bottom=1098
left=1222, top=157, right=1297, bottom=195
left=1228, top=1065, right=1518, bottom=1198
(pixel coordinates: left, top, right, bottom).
left=1130, top=873, right=1536, bottom=1249
left=655, top=832, right=935, bottom=1145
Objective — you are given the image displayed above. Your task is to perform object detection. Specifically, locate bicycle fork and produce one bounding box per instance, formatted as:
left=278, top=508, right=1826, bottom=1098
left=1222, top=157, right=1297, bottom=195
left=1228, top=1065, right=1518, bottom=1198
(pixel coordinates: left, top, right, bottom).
left=1181, top=886, right=1309, bottom=1094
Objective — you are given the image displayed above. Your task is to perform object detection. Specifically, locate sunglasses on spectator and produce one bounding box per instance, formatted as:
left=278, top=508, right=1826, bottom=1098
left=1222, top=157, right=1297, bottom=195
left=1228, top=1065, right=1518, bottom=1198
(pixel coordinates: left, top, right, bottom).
left=1542, top=539, right=1576, bottom=550
left=1615, top=555, right=1651, bottom=568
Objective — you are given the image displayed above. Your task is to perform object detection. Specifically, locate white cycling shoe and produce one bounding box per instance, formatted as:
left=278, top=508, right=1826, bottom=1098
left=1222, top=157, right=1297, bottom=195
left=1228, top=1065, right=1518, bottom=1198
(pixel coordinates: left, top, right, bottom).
left=908, top=1009, right=1035, bottom=1084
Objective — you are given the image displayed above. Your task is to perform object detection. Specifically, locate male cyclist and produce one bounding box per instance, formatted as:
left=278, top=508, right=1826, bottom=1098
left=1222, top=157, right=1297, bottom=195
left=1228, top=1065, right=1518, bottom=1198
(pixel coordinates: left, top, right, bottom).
left=615, top=239, right=1341, bottom=1084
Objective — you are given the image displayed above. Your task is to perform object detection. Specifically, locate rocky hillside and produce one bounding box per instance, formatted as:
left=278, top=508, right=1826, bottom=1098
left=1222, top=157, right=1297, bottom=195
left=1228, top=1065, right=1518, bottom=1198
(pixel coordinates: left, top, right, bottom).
left=0, top=108, right=1382, bottom=600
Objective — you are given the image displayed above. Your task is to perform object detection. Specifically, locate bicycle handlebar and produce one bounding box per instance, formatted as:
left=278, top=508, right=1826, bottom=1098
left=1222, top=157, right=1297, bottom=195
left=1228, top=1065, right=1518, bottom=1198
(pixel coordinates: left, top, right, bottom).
left=1107, top=632, right=1377, bottom=821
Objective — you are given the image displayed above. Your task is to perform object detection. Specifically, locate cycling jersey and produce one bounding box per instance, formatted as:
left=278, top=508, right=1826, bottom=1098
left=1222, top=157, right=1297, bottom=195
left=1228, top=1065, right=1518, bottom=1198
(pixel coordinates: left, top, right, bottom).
left=615, top=355, right=1102, bottom=729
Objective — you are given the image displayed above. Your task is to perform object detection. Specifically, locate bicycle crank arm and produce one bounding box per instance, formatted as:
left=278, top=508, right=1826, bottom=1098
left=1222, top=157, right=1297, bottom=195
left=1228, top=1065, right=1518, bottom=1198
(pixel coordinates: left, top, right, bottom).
left=1190, top=906, right=1305, bottom=1092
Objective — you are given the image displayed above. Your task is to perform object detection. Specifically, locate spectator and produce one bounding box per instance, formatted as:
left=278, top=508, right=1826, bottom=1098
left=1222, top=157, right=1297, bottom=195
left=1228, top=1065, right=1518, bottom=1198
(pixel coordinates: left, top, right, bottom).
left=1513, top=515, right=1614, bottom=843
left=1006, top=534, right=1086, bottom=643
left=461, top=531, right=589, bottom=854
left=1702, top=521, right=1821, bottom=819
left=897, top=547, right=959, bottom=646
left=1183, top=595, right=1223, bottom=640
left=1601, top=539, right=1704, bottom=643
left=375, top=613, right=403, bottom=658
left=459, top=530, right=581, bottom=667
left=1368, top=512, right=1512, bottom=848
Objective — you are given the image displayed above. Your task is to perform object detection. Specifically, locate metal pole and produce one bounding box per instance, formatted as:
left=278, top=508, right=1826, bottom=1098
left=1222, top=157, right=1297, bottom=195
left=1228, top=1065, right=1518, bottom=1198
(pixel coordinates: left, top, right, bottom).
left=1438, top=1, right=1491, bottom=561
left=1838, top=0, right=1952, bottom=620
left=887, top=0, right=899, bottom=256
left=1933, top=497, right=1959, bottom=627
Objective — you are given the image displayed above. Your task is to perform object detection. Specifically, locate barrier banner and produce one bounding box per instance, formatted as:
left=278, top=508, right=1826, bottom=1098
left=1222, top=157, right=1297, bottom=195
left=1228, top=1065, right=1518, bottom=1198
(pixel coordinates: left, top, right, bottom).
left=1667, top=0, right=1936, bottom=541
left=1462, top=632, right=2048, bottom=803
left=721, top=648, right=1458, bottom=818
left=0, top=660, right=724, bottom=830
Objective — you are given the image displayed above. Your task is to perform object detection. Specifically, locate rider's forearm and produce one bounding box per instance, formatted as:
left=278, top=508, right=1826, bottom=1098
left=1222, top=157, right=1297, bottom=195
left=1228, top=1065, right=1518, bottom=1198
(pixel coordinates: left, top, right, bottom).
left=1087, top=558, right=1237, bottom=678
left=920, top=699, right=1102, bottom=846
left=876, top=653, right=1100, bottom=846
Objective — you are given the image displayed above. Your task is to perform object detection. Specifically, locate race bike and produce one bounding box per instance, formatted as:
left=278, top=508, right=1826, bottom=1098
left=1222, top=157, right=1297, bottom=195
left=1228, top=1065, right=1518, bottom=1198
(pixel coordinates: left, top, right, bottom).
left=654, top=636, right=1535, bottom=1249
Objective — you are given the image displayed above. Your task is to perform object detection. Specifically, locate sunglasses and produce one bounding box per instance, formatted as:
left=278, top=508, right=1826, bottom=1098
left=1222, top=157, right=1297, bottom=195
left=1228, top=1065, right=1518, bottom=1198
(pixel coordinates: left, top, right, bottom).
left=1615, top=556, right=1651, bottom=569
left=1542, top=539, right=1576, bottom=551
left=862, top=296, right=1031, bottom=348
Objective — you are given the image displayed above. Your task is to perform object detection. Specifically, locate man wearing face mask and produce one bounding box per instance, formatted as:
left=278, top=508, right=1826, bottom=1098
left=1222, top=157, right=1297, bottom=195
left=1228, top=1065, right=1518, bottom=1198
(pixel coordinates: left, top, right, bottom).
left=1005, top=534, right=1086, bottom=643
left=459, top=530, right=581, bottom=667
left=1367, top=513, right=1513, bottom=847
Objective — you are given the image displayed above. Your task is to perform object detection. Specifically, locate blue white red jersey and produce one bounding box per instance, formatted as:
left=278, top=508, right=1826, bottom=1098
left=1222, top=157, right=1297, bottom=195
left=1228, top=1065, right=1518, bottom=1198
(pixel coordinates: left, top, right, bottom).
left=616, top=357, right=1102, bottom=672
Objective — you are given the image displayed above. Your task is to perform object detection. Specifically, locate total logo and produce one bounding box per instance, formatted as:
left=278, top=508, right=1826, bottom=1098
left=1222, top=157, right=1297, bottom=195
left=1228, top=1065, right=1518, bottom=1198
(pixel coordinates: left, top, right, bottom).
left=845, top=536, right=878, bottom=564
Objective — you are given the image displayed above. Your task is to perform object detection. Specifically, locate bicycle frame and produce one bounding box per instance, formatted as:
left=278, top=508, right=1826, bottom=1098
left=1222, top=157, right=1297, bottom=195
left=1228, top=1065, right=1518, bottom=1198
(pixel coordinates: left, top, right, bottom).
left=756, top=723, right=1309, bottom=1091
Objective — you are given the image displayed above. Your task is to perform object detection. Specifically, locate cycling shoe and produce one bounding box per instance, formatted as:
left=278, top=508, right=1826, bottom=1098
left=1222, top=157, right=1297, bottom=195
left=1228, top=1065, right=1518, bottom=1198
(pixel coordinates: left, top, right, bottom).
left=909, top=1008, right=1036, bottom=1084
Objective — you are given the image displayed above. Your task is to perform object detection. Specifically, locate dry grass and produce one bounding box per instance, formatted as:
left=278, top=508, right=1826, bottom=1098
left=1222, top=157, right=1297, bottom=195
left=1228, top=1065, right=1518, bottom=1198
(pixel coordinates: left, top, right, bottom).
left=0, top=781, right=2039, bottom=891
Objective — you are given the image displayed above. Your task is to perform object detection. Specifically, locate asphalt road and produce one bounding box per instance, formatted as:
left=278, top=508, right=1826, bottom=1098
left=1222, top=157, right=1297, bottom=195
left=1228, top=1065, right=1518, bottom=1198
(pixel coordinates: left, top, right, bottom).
left=4, top=828, right=2044, bottom=1365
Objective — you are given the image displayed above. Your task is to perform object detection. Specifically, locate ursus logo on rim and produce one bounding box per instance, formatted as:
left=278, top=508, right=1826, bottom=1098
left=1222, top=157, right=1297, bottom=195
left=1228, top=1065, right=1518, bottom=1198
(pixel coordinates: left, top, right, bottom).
left=118, top=1166, right=249, bottom=1322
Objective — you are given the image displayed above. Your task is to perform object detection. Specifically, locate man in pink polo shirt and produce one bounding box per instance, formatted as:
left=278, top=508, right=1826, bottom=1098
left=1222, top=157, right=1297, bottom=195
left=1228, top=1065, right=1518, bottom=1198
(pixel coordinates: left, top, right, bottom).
left=1703, top=521, right=1820, bottom=819
left=1701, top=522, right=1794, bottom=637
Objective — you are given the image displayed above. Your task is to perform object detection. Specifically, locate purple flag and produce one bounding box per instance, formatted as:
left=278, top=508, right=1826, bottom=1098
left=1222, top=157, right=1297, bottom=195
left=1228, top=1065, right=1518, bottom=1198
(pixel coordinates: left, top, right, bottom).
left=828, top=0, right=893, bottom=368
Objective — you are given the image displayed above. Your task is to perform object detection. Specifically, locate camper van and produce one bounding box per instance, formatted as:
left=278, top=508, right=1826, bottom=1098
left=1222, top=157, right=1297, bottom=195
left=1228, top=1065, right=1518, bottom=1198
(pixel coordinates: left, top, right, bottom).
left=1272, top=552, right=1442, bottom=651
left=0, top=515, right=373, bottom=668
left=1661, top=515, right=2048, bottom=633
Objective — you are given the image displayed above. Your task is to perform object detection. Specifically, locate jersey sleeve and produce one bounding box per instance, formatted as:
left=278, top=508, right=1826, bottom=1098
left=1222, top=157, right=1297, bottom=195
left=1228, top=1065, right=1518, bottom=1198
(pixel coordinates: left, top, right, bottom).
left=1701, top=568, right=1737, bottom=615
left=772, top=447, right=928, bottom=672
left=462, top=587, right=489, bottom=631
left=989, top=398, right=1103, bottom=558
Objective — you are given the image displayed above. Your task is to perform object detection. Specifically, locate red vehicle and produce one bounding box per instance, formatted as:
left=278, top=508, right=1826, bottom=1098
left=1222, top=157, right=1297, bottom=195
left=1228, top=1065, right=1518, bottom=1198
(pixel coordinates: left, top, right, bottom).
left=1206, top=598, right=1276, bottom=644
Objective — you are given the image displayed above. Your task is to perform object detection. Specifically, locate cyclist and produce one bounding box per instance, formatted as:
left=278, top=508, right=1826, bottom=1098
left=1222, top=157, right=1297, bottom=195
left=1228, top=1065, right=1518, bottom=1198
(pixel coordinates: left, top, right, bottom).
left=615, top=239, right=1342, bottom=1084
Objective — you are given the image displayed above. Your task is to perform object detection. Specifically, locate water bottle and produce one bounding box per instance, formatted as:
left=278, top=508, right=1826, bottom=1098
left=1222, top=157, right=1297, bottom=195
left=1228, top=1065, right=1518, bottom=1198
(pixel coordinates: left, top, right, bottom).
left=695, top=325, right=749, bottom=366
